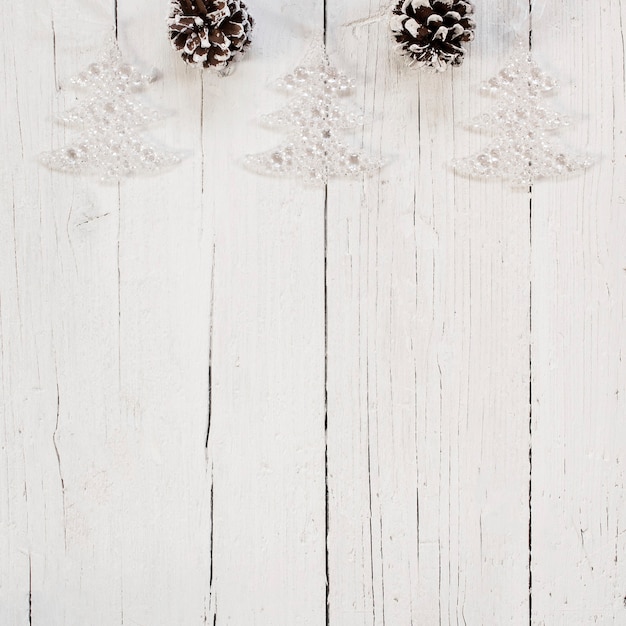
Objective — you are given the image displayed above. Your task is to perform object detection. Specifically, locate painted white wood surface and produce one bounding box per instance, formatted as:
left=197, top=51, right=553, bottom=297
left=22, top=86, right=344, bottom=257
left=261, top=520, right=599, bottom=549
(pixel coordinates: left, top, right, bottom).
left=0, top=1, right=624, bottom=625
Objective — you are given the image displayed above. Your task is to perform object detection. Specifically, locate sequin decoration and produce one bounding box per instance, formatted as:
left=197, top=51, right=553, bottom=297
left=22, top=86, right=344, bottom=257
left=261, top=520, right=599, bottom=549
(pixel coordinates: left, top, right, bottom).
left=245, top=41, right=381, bottom=183
left=41, top=41, right=180, bottom=182
left=453, top=46, right=593, bottom=187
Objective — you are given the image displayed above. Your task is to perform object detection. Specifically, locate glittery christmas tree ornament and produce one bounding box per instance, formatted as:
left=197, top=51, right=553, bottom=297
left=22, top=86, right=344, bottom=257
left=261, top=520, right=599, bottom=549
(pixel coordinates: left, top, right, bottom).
left=245, top=41, right=381, bottom=184
left=168, top=0, right=254, bottom=74
left=41, top=41, right=180, bottom=182
left=453, top=45, right=593, bottom=186
left=390, top=0, right=476, bottom=71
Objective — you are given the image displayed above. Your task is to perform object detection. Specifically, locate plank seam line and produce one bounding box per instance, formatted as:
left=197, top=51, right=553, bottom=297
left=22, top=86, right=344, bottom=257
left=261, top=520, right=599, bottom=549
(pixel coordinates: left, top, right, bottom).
left=323, top=7, right=330, bottom=626
left=528, top=4, right=534, bottom=624
left=324, top=183, right=330, bottom=626
left=206, top=242, right=216, bottom=449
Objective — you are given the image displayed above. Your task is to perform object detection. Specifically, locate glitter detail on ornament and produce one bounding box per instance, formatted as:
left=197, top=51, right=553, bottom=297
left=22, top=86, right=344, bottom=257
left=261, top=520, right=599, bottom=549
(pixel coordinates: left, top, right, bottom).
left=245, top=41, right=381, bottom=184
left=41, top=41, right=181, bottom=182
left=453, top=45, right=593, bottom=187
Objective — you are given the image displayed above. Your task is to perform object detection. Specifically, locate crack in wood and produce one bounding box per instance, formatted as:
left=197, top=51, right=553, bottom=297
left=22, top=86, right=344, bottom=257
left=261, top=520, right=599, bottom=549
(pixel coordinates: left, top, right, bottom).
left=200, top=80, right=205, bottom=198
left=206, top=243, right=216, bottom=449
left=209, top=468, right=214, bottom=591
left=117, top=186, right=122, bottom=397
left=208, top=464, right=216, bottom=624
left=366, top=409, right=376, bottom=625
left=52, top=376, right=67, bottom=551
left=51, top=15, right=59, bottom=92
left=28, top=553, right=32, bottom=625
left=528, top=4, right=534, bottom=624
left=76, top=213, right=111, bottom=228
left=323, top=182, right=330, bottom=626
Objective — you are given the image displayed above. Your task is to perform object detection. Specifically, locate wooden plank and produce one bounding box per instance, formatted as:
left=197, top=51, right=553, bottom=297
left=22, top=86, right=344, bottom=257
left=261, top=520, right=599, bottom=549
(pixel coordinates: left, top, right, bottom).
left=530, top=1, right=626, bottom=623
left=107, top=3, right=213, bottom=624
left=1, top=2, right=125, bottom=624
left=200, top=3, right=328, bottom=624
left=1, top=0, right=329, bottom=623
left=325, top=1, right=532, bottom=624
left=0, top=1, right=213, bottom=623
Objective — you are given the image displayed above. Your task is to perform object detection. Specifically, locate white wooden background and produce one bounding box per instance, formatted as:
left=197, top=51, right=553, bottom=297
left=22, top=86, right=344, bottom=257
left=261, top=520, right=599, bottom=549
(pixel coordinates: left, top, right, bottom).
left=1, top=0, right=625, bottom=624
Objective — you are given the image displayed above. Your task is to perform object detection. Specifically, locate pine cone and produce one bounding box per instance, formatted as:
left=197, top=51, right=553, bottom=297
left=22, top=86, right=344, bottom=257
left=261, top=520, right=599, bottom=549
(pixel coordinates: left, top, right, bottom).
left=390, top=0, right=476, bottom=71
left=168, top=0, right=254, bottom=72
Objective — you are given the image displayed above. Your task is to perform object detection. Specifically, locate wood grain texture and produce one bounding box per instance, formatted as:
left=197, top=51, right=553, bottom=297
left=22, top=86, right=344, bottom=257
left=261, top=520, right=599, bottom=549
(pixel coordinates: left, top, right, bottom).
left=530, top=1, right=626, bottom=624
left=0, top=1, right=624, bottom=625
left=326, top=2, right=531, bottom=623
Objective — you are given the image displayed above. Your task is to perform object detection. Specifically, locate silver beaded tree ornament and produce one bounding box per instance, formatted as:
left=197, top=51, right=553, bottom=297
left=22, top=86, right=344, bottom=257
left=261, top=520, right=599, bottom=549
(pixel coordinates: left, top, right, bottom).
left=41, top=41, right=180, bottom=182
left=245, top=41, right=381, bottom=184
left=453, top=43, right=593, bottom=187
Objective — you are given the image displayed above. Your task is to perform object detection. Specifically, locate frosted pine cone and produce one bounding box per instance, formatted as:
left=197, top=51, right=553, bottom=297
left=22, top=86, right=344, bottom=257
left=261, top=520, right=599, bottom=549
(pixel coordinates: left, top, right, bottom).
left=168, top=0, right=254, bottom=72
left=390, top=0, right=476, bottom=72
